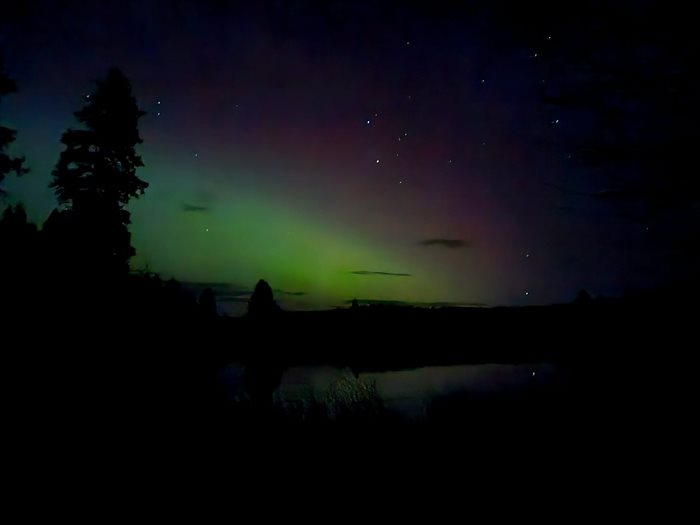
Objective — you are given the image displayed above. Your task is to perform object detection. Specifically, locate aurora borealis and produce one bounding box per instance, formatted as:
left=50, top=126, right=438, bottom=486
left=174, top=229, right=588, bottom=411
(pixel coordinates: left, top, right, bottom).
left=1, top=1, right=685, bottom=314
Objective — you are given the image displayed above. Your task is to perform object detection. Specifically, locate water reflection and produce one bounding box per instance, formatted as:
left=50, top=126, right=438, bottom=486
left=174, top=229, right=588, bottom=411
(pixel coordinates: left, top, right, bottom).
left=269, top=363, right=567, bottom=420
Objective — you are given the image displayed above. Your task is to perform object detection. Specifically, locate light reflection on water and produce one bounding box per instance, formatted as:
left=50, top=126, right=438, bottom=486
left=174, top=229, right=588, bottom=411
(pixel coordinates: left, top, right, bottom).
left=219, top=363, right=568, bottom=420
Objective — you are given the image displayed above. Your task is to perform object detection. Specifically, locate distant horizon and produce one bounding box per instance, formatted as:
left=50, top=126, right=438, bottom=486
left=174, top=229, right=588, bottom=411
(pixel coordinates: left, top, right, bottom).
left=174, top=278, right=489, bottom=316
left=173, top=277, right=661, bottom=316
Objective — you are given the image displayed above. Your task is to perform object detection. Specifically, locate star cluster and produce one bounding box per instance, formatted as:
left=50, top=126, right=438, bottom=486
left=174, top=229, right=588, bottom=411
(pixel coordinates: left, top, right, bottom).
left=0, top=1, right=674, bottom=313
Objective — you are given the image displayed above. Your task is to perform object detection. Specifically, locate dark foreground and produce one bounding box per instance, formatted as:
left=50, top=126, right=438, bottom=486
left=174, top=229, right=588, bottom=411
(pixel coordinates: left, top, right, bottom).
left=4, top=285, right=692, bottom=512
left=7, top=287, right=689, bottom=442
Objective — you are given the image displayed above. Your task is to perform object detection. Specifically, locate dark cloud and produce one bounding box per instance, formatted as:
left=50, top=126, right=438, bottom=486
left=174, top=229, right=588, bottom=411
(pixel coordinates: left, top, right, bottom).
left=345, top=299, right=487, bottom=308
left=217, top=294, right=251, bottom=304
left=181, top=281, right=250, bottom=297
left=182, top=281, right=239, bottom=290
left=345, top=299, right=408, bottom=306
left=425, top=301, right=487, bottom=308
left=350, top=271, right=412, bottom=277
left=274, top=289, right=308, bottom=296
left=182, top=203, right=210, bottom=212
left=419, top=238, right=471, bottom=249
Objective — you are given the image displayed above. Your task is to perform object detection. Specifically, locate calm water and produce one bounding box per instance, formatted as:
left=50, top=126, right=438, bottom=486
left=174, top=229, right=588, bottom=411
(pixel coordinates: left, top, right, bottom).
left=219, top=363, right=568, bottom=420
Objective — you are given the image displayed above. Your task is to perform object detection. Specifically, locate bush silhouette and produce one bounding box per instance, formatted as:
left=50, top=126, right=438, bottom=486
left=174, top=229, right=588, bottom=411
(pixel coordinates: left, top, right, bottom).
left=247, top=279, right=279, bottom=317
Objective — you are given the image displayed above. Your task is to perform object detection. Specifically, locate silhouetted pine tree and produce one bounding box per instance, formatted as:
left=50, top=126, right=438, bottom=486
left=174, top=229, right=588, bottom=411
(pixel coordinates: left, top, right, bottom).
left=0, top=57, right=27, bottom=192
left=49, top=68, right=147, bottom=276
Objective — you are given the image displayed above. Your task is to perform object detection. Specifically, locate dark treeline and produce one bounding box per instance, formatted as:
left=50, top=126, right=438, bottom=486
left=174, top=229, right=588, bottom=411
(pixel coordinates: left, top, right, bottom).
left=1, top=64, right=227, bottom=459
left=1, top=65, right=217, bottom=324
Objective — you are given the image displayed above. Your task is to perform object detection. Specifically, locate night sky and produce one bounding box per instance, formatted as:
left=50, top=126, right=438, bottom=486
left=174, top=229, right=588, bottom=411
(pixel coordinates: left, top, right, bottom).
left=1, top=1, right=688, bottom=313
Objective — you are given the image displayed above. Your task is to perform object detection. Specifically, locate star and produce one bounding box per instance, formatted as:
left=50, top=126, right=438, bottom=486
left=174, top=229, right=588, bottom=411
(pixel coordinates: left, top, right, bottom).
left=525, top=253, right=530, bottom=258
left=157, top=112, right=161, bottom=116
left=532, top=371, right=536, bottom=377
left=481, top=79, right=485, bottom=84
left=406, top=41, right=410, bottom=46
left=374, top=113, right=378, bottom=117
left=525, top=291, right=529, bottom=296
left=157, top=100, right=161, bottom=105
left=205, top=228, right=209, bottom=232
left=194, top=153, right=199, bottom=158
left=448, top=159, right=452, bottom=164
left=399, top=180, right=403, bottom=184
left=376, top=159, right=380, bottom=164
left=366, top=119, right=371, bottom=125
